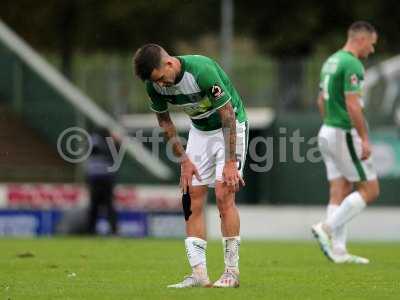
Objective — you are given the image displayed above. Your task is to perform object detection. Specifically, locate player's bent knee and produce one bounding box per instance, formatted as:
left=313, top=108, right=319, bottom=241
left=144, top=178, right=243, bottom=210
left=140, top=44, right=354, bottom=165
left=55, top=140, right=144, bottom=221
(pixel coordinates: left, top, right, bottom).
left=193, top=199, right=207, bottom=216
left=217, top=202, right=235, bottom=219
left=358, top=180, right=380, bottom=204
left=369, top=180, right=380, bottom=202
left=215, top=195, right=235, bottom=217
left=215, top=182, right=236, bottom=215
left=187, top=186, right=208, bottom=216
left=342, top=183, right=353, bottom=199
left=188, top=202, right=202, bottom=216
left=215, top=189, right=226, bottom=205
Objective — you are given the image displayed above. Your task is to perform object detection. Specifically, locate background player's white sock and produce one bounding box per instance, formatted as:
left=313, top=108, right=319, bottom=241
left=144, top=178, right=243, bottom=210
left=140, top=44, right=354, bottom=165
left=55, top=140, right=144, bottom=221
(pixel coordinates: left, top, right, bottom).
left=325, top=192, right=366, bottom=232
left=326, top=204, right=347, bottom=254
left=184, top=237, right=208, bottom=277
left=222, top=236, right=240, bottom=272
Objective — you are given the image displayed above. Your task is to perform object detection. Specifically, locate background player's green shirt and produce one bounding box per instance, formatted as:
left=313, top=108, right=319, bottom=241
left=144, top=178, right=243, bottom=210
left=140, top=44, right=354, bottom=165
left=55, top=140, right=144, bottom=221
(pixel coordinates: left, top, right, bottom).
left=146, top=55, right=247, bottom=131
left=320, top=50, right=365, bottom=130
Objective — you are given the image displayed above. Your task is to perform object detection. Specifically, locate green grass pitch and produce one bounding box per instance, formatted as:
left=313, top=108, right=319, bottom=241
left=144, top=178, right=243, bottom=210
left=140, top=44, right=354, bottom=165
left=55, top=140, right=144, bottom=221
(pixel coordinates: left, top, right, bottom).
left=0, top=238, right=399, bottom=299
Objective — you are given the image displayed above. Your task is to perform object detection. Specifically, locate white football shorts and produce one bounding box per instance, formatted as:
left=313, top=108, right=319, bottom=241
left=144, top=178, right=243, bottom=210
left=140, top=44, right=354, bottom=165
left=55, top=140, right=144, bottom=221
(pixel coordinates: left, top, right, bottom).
left=318, top=124, right=377, bottom=182
left=186, top=121, right=249, bottom=187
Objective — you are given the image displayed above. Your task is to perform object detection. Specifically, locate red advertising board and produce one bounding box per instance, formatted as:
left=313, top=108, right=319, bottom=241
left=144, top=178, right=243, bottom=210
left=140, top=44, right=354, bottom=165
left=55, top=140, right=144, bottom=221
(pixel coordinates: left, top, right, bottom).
left=0, top=184, right=181, bottom=211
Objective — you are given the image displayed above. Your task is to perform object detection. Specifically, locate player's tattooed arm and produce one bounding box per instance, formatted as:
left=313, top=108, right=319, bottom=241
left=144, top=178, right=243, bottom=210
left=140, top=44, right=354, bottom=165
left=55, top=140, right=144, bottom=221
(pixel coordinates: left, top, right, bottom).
left=218, top=102, right=236, bottom=162
left=156, top=112, right=201, bottom=192
left=218, top=102, right=244, bottom=191
left=156, top=111, right=187, bottom=161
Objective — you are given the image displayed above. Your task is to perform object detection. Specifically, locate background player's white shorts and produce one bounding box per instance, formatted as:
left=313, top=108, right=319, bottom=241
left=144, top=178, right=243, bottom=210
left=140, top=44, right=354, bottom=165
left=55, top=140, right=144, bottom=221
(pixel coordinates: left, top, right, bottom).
left=318, top=124, right=377, bottom=182
left=186, top=121, right=249, bottom=187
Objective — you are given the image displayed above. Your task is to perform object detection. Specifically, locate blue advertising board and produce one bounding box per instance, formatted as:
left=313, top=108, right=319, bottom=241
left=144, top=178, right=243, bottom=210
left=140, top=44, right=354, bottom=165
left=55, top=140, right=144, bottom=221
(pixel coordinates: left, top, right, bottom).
left=0, top=210, right=62, bottom=236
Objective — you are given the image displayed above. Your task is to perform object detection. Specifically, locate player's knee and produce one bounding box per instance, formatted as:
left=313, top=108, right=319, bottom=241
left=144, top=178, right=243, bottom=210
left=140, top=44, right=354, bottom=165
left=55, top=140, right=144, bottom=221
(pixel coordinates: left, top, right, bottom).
left=369, top=181, right=380, bottom=202
left=217, top=201, right=235, bottom=219
left=188, top=189, right=206, bottom=215
left=191, top=199, right=205, bottom=216
left=215, top=188, right=225, bottom=205
left=192, top=201, right=204, bottom=216
left=342, top=183, right=353, bottom=199
left=215, top=190, right=234, bottom=216
left=359, top=180, right=380, bottom=203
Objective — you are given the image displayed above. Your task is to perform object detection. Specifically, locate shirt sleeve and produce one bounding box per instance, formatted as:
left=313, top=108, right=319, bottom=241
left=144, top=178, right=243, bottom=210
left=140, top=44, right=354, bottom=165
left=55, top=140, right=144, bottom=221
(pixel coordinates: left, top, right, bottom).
left=343, top=62, right=363, bottom=94
left=145, top=82, right=168, bottom=113
left=197, top=65, right=232, bottom=109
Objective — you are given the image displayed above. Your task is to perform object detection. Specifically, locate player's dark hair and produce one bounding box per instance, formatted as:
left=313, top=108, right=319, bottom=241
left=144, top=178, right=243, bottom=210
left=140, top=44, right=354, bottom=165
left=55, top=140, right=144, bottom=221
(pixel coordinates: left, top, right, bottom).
left=348, top=21, right=376, bottom=35
left=133, top=44, right=164, bottom=81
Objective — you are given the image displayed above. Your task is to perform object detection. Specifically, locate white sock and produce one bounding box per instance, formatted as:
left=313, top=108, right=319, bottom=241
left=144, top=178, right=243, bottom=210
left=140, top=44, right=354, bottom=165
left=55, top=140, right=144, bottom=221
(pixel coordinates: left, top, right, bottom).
left=222, top=236, right=240, bottom=272
left=326, top=192, right=366, bottom=231
left=185, top=237, right=208, bottom=277
left=326, top=204, right=347, bottom=253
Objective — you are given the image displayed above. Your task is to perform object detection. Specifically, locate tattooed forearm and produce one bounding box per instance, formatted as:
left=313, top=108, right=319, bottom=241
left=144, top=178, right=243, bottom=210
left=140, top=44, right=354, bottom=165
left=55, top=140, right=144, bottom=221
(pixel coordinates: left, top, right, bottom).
left=218, top=102, right=236, bottom=162
left=156, top=112, right=187, bottom=161
left=166, top=130, right=187, bottom=160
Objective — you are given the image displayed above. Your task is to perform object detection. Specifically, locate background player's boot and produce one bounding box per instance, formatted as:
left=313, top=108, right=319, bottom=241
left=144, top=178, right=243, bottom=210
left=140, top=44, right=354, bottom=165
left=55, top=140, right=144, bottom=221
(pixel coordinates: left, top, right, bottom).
left=330, top=244, right=370, bottom=264
left=311, top=222, right=335, bottom=261
left=331, top=252, right=370, bottom=264
left=213, top=269, right=239, bottom=288
left=167, top=274, right=211, bottom=288
left=344, top=254, right=369, bottom=264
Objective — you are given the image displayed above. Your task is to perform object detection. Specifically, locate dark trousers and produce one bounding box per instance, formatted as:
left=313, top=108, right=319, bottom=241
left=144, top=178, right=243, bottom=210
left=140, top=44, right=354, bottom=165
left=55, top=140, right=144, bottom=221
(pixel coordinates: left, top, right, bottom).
left=87, top=177, right=118, bottom=234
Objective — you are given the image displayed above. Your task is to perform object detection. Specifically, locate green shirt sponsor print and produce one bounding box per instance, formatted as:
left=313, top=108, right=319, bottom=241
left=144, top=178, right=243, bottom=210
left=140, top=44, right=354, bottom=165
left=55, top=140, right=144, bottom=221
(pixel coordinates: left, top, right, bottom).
left=146, top=55, right=247, bottom=131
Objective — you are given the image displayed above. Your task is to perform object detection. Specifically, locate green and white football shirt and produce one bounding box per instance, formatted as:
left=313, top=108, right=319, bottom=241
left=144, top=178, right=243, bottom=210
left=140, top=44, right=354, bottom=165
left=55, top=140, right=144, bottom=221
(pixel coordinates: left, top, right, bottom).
left=320, top=50, right=365, bottom=130
left=146, top=55, right=247, bottom=131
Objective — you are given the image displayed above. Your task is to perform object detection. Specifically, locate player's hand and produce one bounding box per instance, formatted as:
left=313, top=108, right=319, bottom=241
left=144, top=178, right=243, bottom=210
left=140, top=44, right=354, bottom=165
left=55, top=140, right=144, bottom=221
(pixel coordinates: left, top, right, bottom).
left=222, top=160, right=245, bottom=193
left=361, top=139, right=371, bottom=160
left=180, top=157, right=201, bottom=194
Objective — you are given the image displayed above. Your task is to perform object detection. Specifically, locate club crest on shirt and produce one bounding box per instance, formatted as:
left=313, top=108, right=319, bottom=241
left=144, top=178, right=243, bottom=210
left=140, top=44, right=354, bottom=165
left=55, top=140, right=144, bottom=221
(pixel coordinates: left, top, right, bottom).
left=211, top=84, right=225, bottom=99
left=350, top=74, right=359, bottom=86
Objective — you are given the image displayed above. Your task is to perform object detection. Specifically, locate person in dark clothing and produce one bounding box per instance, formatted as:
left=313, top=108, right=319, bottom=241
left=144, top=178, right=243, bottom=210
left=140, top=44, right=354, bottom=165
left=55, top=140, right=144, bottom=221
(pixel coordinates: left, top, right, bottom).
left=85, top=127, right=120, bottom=235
